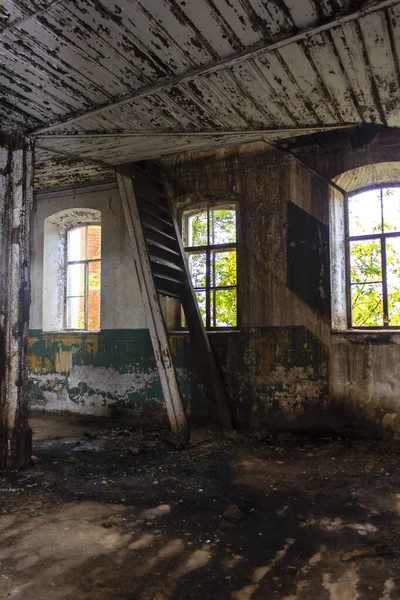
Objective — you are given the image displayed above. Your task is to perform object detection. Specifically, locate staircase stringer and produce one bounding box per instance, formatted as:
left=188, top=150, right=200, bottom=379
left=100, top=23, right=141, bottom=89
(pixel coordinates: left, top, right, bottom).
left=116, top=164, right=190, bottom=440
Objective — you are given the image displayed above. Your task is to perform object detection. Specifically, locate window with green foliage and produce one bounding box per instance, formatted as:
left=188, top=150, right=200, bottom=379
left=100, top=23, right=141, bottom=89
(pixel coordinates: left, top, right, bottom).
left=348, top=186, right=400, bottom=327
left=184, top=205, right=237, bottom=328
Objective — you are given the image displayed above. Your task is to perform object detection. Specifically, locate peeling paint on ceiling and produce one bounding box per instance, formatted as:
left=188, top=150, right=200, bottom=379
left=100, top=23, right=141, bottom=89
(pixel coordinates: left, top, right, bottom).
left=2, top=0, right=400, bottom=186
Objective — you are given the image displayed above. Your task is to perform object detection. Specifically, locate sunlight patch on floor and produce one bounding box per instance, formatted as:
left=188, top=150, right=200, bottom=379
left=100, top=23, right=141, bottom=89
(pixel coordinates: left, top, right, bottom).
left=323, top=568, right=359, bottom=600
left=231, top=538, right=295, bottom=600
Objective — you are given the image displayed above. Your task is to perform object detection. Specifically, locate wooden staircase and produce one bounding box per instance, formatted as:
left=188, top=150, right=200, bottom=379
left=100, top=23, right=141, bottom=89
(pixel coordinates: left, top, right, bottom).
left=116, top=161, right=232, bottom=440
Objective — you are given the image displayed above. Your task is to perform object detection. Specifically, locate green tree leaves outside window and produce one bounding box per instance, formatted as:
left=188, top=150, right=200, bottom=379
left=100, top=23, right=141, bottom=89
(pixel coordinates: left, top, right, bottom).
left=185, top=207, right=237, bottom=328
left=349, top=187, right=400, bottom=327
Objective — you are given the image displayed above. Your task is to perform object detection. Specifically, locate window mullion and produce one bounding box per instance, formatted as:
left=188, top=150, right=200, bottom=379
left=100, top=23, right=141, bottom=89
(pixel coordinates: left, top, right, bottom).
left=85, top=225, right=89, bottom=331
left=64, top=229, right=68, bottom=331
left=213, top=288, right=216, bottom=327
left=381, top=236, right=389, bottom=327
left=206, top=249, right=211, bottom=329
left=379, top=188, right=389, bottom=327
left=84, top=259, right=89, bottom=330
left=345, top=192, right=353, bottom=329
left=205, top=208, right=210, bottom=329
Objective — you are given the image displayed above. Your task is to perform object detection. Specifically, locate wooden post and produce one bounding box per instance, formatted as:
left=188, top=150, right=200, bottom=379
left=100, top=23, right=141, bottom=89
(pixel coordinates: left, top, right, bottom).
left=116, top=165, right=190, bottom=441
left=0, top=138, right=34, bottom=469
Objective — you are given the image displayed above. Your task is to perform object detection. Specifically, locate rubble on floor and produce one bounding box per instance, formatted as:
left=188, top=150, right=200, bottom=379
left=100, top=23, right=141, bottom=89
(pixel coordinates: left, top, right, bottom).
left=1, top=413, right=400, bottom=599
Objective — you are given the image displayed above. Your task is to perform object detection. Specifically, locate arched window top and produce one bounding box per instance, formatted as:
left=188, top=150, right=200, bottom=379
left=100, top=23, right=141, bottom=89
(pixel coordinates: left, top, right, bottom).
left=42, top=208, right=102, bottom=333
left=333, top=162, right=400, bottom=194
left=45, top=207, right=101, bottom=229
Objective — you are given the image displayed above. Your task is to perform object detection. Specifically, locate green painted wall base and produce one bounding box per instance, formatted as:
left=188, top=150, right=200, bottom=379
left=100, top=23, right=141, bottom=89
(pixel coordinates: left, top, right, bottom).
left=29, top=327, right=329, bottom=429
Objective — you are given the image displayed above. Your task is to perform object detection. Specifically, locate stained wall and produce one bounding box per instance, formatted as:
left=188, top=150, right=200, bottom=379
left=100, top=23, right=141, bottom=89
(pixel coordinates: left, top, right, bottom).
left=29, top=157, right=329, bottom=427
left=166, top=129, right=400, bottom=437
left=29, top=129, right=400, bottom=437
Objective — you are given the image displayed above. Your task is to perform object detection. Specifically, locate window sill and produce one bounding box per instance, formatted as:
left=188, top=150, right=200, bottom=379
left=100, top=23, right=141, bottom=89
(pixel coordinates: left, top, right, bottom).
left=41, top=330, right=101, bottom=335
left=331, top=329, right=400, bottom=345
left=169, top=329, right=240, bottom=334
left=332, top=329, right=400, bottom=334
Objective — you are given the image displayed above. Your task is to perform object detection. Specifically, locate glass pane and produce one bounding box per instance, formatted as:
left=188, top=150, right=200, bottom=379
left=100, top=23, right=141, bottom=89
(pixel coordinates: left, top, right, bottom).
left=88, top=261, right=101, bottom=330
left=188, top=252, right=206, bottom=288
left=349, top=239, right=382, bottom=284
left=387, top=237, right=400, bottom=325
left=67, top=263, right=85, bottom=296
left=382, top=187, right=400, bottom=233
left=214, top=289, right=237, bottom=327
left=66, top=296, right=85, bottom=329
left=211, top=209, right=236, bottom=244
left=187, top=211, right=208, bottom=247
left=195, top=290, right=206, bottom=326
left=67, top=226, right=87, bottom=261
left=348, top=189, right=382, bottom=236
left=212, top=250, right=236, bottom=286
left=87, top=225, right=101, bottom=259
left=351, top=283, right=383, bottom=327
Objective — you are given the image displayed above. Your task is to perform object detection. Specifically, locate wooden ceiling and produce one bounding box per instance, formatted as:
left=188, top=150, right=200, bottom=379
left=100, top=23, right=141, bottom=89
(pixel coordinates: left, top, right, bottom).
left=1, top=0, right=400, bottom=187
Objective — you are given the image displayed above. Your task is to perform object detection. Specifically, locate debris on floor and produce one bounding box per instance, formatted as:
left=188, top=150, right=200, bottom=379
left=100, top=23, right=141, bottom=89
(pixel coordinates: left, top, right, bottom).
left=1, top=413, right=400, bottom=599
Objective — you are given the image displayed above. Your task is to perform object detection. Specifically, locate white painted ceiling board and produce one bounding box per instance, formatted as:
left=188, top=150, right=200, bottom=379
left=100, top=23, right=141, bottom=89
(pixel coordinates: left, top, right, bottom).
left=0, top=0, right=399, bottom=188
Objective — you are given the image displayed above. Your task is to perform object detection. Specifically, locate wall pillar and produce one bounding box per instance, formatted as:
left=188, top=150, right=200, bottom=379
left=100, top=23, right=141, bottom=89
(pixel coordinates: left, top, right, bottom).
left=0, top=137, right=34, bottom=469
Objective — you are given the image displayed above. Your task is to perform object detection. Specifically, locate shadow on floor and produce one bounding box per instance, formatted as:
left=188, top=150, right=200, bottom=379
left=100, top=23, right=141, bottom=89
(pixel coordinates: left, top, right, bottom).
left=1, top=413, right=400, bottom=599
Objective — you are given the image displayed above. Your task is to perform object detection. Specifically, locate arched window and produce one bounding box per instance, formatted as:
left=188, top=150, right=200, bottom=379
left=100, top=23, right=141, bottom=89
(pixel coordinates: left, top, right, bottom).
left=183, top=204, right=237, bottom=328
left=347, top=186, right=400, bottom=328
left=42, top=208, right=101, bottom=332
left=66, top=225, right=101, bottom=330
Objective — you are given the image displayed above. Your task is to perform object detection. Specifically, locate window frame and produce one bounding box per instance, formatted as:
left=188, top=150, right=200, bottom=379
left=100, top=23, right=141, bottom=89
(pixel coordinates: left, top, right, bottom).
left=64, top=223, right=101, bottom=332
left=346, top=184, right=400, bottom=330
left=183, top=203, right=238, bottom=329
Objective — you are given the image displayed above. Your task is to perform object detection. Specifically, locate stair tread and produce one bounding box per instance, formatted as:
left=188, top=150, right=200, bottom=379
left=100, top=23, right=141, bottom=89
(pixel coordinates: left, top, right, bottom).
left=140, top=206, right=174, bottom=228
left=149, top=254, right=183, bottom=271
left=146, top=237, right=180, bottom=256
left=153, top=272, right=183, bottom=285
left=143, top=221, right=176, bottom=241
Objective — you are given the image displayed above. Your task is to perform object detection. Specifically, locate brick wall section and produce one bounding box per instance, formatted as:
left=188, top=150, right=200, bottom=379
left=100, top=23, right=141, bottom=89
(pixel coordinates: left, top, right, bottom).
left=87, top=226, right=101, bottom=330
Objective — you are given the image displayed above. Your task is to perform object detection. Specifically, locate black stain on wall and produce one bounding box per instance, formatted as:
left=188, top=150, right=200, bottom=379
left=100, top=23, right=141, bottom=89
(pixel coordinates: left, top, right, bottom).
left=287, top=201, right=331, bottom=320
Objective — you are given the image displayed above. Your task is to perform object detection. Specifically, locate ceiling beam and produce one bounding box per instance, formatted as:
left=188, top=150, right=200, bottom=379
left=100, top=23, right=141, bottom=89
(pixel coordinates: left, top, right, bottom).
left=35, top=143, right=111, bottom=167
left=34, top=124, right=356, bottom=140
left=264, top=139, right=347, bottom=195
left=33, top=0, right=400, bottom=136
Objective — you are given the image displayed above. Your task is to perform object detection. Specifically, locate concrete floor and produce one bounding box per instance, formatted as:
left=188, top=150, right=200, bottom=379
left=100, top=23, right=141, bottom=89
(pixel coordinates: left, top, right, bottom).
left=1, top=413, right=400, bottom=599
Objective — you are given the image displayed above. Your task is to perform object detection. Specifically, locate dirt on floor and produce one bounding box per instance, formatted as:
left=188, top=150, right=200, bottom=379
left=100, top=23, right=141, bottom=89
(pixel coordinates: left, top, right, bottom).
left=1, top=413, right=400, bottom=600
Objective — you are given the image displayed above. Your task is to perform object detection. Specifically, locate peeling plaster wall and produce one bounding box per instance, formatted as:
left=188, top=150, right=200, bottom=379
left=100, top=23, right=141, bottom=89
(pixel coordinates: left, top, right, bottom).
left=169, top=142, right=331, bottom=343
left=304, top=129, right=400, bottom=439
left=31, top=183, right=147, bottom=331
left=28, top=328, right=328, bottom=429
left=165, top=132, right=400, bottom=438
left=29, top=183, right=149, bottom=416
left=166, top=141, right=332, bottom=431
left=29, top=132, right=400, bottom=436
left=29, top=331, right=163, bottom=417
left=29, top=165, right=329, bottom=426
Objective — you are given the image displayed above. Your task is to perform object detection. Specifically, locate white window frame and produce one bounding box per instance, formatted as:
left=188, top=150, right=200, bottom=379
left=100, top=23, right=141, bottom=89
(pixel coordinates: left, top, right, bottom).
left=330, top=170, right=400, bottom=332
left=345, top=184, right=400, bottom=329
left=65, top=224, right=101, bottom=332
left=182, top=202, right=238, bottom=329
left=42, top=208, right=101, bottom=333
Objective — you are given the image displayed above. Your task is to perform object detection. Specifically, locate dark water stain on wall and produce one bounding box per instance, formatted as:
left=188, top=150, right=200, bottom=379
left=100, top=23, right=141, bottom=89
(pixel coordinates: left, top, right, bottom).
left=287, top=201, right=331, bottom=320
